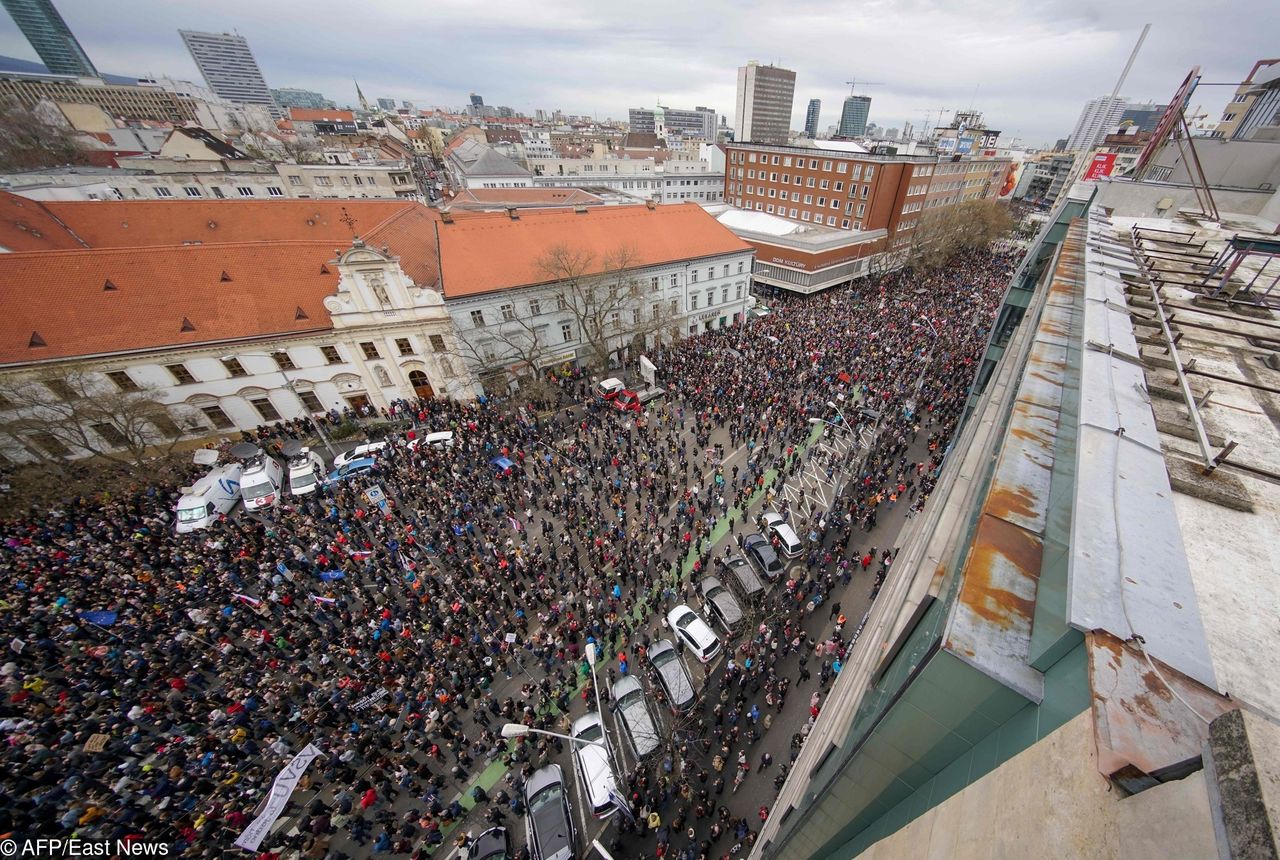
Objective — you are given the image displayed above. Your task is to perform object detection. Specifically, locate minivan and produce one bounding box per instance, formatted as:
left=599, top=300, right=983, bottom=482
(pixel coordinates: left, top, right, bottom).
left=762, top=512, right=804, bottom=558
left=699, top=577, right=744, bottom=635
left=648, top=639, right=696, bottom=714
left=570, top=712, right=617, bottom=820
left=175, top=463, right=243, bottom=533
left=612, top=675, right=662, bottom=761
left=240, top=453, right=284, bottom=511
left=595, top=378, right=625, bottom=400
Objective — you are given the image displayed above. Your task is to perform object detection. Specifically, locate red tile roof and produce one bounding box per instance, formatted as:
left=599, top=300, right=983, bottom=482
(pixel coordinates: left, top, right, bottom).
left=438, top=203, right=752, bottom=298
left=0, top=193, right=87, bottom=252
left=288, top=108, right=355, bottom=122
left=449, top=188, right=605, bottom=208
left=37, top=198, right=425, bottom=248
left=0, top=242, right=340, bottom=364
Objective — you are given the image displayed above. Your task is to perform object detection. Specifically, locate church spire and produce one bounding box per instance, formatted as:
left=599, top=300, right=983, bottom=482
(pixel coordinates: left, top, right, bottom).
left=354, top=79, right=370, bottom=112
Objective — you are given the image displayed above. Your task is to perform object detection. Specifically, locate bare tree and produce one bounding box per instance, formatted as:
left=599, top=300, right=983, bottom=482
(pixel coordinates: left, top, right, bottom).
left=0, top=98, right=88, bottom=172
left=901, top=199, right=1015, bottom=271
left=451, top=310, right=559, bottom=401
left=537, top=244, right=684, bottom=373
left=0, top=365, right=199, bottom=474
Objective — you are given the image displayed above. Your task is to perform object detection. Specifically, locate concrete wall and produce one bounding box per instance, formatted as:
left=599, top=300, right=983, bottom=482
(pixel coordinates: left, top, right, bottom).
left=1093, top=178, right=1274, bottom=218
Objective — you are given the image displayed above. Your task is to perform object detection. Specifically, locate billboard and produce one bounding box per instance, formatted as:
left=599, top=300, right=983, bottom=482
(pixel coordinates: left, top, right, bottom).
left=1083, top=152, right=1118, bottom=181
left=956, top=137, right=974, bottom=155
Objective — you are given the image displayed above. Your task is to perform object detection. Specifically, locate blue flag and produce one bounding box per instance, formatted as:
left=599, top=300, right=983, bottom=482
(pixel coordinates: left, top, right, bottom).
left=79, top=610, right=118, bottom=626
left=319, top=570, right=346, bottom=582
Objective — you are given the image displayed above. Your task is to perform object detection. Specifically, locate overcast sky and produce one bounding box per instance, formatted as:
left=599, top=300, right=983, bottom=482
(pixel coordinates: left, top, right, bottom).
left=0, top=0, right=1269, bottom=147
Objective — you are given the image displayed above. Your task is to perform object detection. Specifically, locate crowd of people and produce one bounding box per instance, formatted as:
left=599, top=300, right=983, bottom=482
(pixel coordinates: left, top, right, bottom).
left=0, top=249, right=1018, bottom=859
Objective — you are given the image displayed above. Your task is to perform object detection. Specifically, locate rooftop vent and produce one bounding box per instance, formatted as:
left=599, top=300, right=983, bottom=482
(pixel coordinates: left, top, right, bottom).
left=574, top=206, right=589, bottom=214
left=103, top=279, right=118, bottom=291
left=646, top=199, right=656, bottom=210
left=440, top=210, right=454, bottom=224
left=180, top=317, right=195, bottom=332
left=28, top=331, right=45, bottom=348
left=219, top=271, right=232, bottom=282
left=507, top=207, right=519, bottom=220
left=295, top=306, right=309, bottom=320
left=319, top=263, right=330, bottom=274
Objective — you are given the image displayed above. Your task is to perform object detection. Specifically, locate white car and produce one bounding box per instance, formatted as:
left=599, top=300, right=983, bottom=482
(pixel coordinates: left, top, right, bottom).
left=570, top=712, right=617, bottom=820
left=761, top=511, right=804, bottom=558
left=667, top=604, right=721, bottom=664
left=332, top=441, right=387, bottom=469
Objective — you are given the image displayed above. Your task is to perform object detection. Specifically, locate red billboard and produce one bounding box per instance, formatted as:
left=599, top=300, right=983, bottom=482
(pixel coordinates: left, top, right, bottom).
left=1083, top=152, right=1118, bottom=181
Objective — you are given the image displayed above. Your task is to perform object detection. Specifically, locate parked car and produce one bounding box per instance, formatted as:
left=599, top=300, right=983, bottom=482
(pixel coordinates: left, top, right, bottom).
left=647, top=639, right=696, bottom=714
left=743, top=533, right=785, bottom=581
left=761, top=511, right=805, bottom=558
left=525, top=765, right=575, bottom=860
left=613, top=389, right=642, bottom=412
left=570, top=712, right=617, bottom=820
left=468, top=827, right=510, bottom=860
left=722, top=553, right=766, bottom=602
left=408, top=430, right=455, bottom=451
left=699, top=576, right=744, bottom=635
left=595, top=378, right=625, bottom=400
left=490, top=455, right=516, bottom=478
left=612, top=675, right=662, bottom=761
left=286, top=447, right=326, bottom=496
left=333, top=441, right=387, bottom=469
left=324, top=457, right=376, bottom=486
left=667, top=604, right=721, bottom=664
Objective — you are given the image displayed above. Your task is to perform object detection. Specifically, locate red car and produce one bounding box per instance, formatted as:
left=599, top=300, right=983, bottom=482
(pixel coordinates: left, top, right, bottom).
left=613, top=390, right=642, bottom=412
left=595, top=378, right=625, bottom=400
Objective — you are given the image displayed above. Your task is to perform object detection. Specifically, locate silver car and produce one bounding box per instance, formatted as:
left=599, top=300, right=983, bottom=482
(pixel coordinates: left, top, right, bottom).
left=699, top=576, right=744, bottom=635
left=723, top=554, right=766, bottom=602
left=612, top=675, right=662, bottom=761
left=647, top=638, right=696, bottom=714
left=525, top=764, right=575, bottom=860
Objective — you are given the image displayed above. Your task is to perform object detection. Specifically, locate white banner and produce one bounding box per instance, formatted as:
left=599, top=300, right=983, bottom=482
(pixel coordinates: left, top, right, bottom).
left=233, top=743, right=323, bottom=852
left=639, top=355, right=656, bottom=386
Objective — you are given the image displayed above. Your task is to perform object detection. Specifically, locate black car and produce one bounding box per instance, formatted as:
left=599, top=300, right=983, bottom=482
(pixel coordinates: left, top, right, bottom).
left=722, top=553, right=767, bottom=602
left=743, top=533, right=784, bottom=580
left=525, top=764, right=576, bottom=860
left=467, top=826, right=510, bottom=860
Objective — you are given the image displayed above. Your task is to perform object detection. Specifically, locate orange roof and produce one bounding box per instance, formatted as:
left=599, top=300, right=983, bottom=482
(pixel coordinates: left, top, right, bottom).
left=450, top=188, right=605, bottom=207
left=0, top=242, right=339, bottom=364
left=0, top=193, right=86, bottom=252
left=288, top=108, right=355, bottom=122
left=438, top=203, right=752, bottom=298
left=38, top=198, right=425, bottom=249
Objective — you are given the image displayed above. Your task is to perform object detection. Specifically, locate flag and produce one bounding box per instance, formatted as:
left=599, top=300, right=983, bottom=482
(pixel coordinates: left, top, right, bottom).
left=311, top=594, right=336, bottom=605
left=78, top=610, right=118, bottom=626
left=350, top=550, right=373, bottom=560
left=232, top=593, right=261, bottom=606
left=319, top=570, right=346, bottom=582
left=507, top=516, right=523, bottom=532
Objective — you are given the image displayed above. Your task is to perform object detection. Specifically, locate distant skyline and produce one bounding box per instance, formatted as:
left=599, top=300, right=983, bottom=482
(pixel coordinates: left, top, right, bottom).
left=0, top=0, right=1270, bottom=147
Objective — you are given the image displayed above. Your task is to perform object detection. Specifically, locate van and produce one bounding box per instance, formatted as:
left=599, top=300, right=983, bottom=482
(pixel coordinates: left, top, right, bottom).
left=762, top=511, right=804, bottom=558
left=595, top=378, right=625, bottom=400
left=175, top=463, right=243, bottom=533
left=240, top=453, right=285, bottom=511
left=287, top=448, right=326, bottom=496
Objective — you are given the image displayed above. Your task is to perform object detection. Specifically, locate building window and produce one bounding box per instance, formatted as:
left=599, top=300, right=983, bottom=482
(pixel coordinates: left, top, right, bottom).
left=287, top=175, right=303, bottom=186
left=196, top=404, right=232, bottom=429
left=789, top=208, right=798, bottom=217
left=528, top=298, right=542, bottom=316
left=30, top=432, right=70, bottom=457
left=250, top=397, right=281, bottom=421
left=339, top=176, right=350, bottom=186
left=92, top=422, right=128, bottom=447
left=151, top=414, right=181, bottom=437
left=429, top=334, right=446, bottom=353
left=272, top=351, right=296, bottom=371
left=470, top=310, right=486, bottom=328
left=841, top=219, right=851, bottom=229
left=297, top=391, right=323, bottom=412
left=396, top=337, right=414, bottom=356
left=360, top=341, right=381, bottom=360
left=736, top=283, right=744, bottom=299
left=211, top=187, right=225, bottom=198
left=183, top=186, right=202, bottom=197
left=865, top=166, right=874, bottom=180
left=557, top=295, right=569, bottom=311
left=561, top=322, right=573, bottom=342
left=236, top=187, right=255, bottom=197
left=166, top=363, right=195, bottom=385
left=354, top=175, right=364, bottom=186
left=500, top=303, right=515, bottom=321
left=706, top=288, right=714, bottom=306
left=221, top=358, right=247, bottom=378
left=722, top=287, right=729, bottom=303
left=105, top=370, right=139, bottom=392
left=267, top=187, right=284, bottom=197
left=670, top=274, right=679, bottom=288
left=154, top=187, right=173, bottom=198
left=767, top=204, right=775, bottom=214
left=315, top=176, right=332, bottom=187
left=691, top=270, right=698, bottom=283
left=45, top=379, right=75, bottom=400
left=690, top=294, right=698, bottom=310
left=321, top=345, right=342, bottom=364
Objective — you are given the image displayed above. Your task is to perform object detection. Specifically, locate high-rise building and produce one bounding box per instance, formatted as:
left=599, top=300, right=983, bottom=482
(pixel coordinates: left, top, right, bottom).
left=1118, top=102, right=1168, bottom=134
left=1065, top=95, right=1127, bottom=151
left=838, top=95, right=872, bottom=138
left=1, top=0, right=97, bottom=76
left=376, top=98, right=396, bottom=111
left=734, top=61, right=796, bottom=144
left=1214, top=59, right=1280, bottom=140
left=804, top=99, right=821, bottom=138
left=629, top=105, right=716, bottom=140
left=179, top=30, right=279, bottom=118
left=470, top=93, right=484, bottom=107
left=271, top=87, right=333, bottom=111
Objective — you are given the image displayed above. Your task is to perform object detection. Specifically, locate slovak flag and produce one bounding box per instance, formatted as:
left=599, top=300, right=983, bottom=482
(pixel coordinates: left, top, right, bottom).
left=507, top=516, right=523, bottom=532
left=311, top=594, right=337, bottom=605
left=232, top=593, right=261, bottom=607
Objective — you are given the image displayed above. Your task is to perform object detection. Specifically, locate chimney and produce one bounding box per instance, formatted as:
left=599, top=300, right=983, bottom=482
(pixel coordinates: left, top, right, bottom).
left=440, top=209, right=454, bottom=224
left=574, top=205, right=589, bottom=214
left=506, top=207, right=519, bottom=220
left=645, top=199, right=656, bottom=210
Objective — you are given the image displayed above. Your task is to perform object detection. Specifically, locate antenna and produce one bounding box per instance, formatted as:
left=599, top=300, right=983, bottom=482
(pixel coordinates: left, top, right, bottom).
left=845, top=79, right=886, bottom=96
left=1112, top=23, right=1151, bottom=98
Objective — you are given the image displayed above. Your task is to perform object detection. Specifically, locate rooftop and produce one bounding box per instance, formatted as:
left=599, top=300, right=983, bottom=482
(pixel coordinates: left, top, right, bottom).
left=448, top=187, right=606, bottom=210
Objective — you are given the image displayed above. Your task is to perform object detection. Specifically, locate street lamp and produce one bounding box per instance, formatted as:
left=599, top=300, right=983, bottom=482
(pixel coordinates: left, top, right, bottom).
left=222, top=352, right=337, bottom=457
left=500, top=723, right=605, bottom=748
left=825, top=400, right=852, bottom=428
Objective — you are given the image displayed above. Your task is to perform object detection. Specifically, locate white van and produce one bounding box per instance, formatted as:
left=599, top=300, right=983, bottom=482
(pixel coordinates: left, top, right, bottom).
left=241, top=453, right=285, bottom=511
left=175, top=463, right=243, bottom=533
left=287, top=448, right=326, bottom=496
left=762, top=512, right=804, bottom=558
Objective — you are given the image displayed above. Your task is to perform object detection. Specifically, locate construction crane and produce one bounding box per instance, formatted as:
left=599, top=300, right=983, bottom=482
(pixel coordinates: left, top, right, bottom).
left=845, top=79, right=885, bottom=95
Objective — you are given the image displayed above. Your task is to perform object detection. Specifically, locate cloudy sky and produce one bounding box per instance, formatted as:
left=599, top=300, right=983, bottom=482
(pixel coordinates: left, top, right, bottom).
left=0, top=0, right=1269, bottom=146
